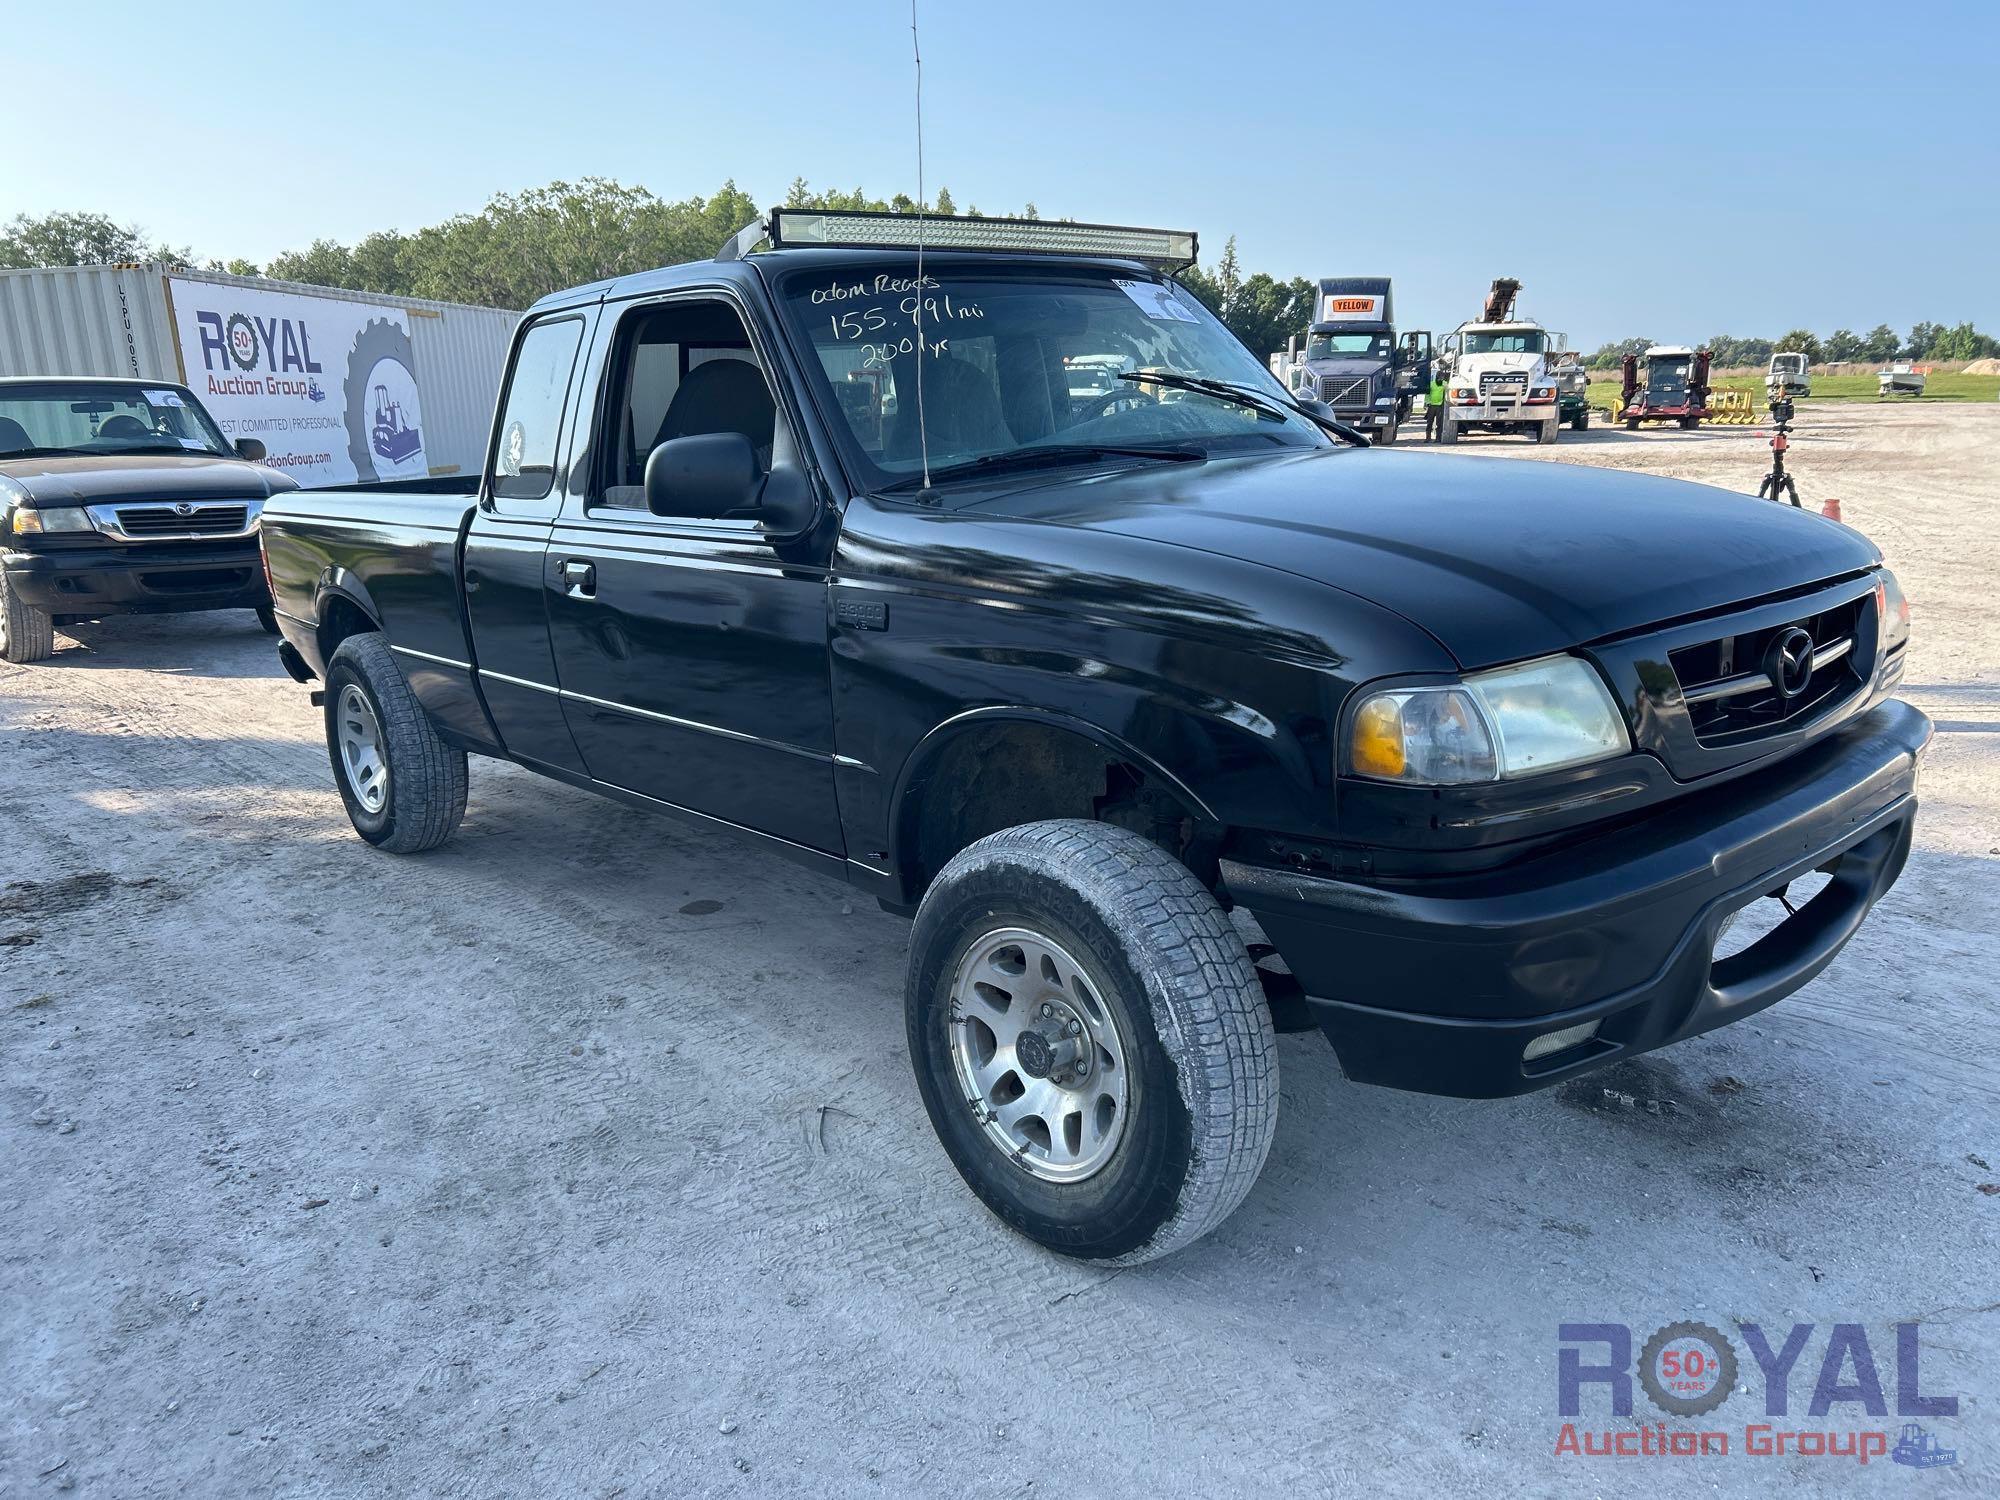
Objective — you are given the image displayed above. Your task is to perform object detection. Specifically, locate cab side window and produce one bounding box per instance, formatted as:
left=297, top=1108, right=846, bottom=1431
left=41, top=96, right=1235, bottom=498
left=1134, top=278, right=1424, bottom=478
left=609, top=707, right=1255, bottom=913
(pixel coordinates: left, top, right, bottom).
left=489, top=317, right=585, bottom=500
left=594, top=300, right=778, bottom=510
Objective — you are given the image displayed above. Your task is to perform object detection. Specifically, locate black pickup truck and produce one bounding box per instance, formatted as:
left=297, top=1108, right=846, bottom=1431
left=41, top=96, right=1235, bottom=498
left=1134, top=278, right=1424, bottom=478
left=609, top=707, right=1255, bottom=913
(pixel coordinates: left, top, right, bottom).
left=260, top=211, right=1928, bottom=1264
left=1, top=376, right=296, bottom=661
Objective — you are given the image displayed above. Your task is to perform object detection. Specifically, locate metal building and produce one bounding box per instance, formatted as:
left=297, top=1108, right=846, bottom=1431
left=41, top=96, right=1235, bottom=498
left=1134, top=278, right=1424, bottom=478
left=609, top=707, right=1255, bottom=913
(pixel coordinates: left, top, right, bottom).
left=0, top=263, right=517, bottom=489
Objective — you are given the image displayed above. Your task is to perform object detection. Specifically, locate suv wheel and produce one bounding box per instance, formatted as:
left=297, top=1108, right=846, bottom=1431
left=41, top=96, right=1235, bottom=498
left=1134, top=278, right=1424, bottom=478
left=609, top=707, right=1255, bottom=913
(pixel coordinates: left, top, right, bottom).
left=907, top=820, right=1278, bottom=1263
left=0, top=567, right=56, bottom=664
left=323, top=633, right=467, bottom=853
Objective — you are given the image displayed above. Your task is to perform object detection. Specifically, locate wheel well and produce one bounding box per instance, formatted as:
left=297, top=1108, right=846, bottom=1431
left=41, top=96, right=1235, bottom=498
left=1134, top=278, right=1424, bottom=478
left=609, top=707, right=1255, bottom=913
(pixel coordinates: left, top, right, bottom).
left=316, top=593, right=377, bottom=665
left=899, top=721, right=1215, bottom=899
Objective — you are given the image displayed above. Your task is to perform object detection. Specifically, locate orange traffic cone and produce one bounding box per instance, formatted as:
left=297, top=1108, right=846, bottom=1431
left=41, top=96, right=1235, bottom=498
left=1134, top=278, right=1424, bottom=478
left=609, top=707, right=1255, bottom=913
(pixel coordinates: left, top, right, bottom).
left=1821, top=496, right=1843, bottom=522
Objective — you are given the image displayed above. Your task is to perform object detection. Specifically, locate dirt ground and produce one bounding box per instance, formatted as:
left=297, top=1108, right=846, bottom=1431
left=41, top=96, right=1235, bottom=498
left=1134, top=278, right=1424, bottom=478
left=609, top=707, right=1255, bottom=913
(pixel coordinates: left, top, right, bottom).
left=4, top=403, right=1995, bottom=1497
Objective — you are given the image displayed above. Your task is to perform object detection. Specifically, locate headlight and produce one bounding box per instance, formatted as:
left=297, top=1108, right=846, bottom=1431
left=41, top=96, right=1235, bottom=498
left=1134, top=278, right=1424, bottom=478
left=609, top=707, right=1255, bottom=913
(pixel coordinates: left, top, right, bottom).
left=1347, top=656, right=1629, bottom=784
left=1875, top=568, right=1909, bottom=656
left=11, top=506, right=95, bottom=535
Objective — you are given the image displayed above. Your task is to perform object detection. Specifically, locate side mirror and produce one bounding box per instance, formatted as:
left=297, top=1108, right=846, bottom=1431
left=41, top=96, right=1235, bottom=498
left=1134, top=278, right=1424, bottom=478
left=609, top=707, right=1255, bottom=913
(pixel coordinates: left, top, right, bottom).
left=235, top=437, right=267, bottom=462
left=644, top=433, right=762, bottom=519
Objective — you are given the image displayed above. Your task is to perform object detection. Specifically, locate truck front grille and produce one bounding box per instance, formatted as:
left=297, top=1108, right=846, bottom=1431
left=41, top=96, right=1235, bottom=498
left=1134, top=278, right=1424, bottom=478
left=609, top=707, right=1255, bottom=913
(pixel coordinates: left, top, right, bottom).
left=1320, top=376, right=1371, bottom=409
left=1668, top=598, right=1866, bottom=745
left=1479, top=372, right=1527, bottom=397
left=111, top=503, right=252, bottom=537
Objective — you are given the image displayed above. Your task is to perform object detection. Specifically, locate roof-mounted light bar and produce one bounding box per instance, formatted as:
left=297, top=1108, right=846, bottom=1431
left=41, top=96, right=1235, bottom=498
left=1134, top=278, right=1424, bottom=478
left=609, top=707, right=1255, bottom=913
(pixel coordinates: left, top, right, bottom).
left=716, top=209, right=1198, bottom=273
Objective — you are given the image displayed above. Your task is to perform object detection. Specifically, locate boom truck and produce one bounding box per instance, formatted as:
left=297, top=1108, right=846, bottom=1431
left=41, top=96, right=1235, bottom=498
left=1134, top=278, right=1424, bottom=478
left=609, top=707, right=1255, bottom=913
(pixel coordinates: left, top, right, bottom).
left=1438, top=278, right=1564, bottom=445
left=1283, top=278, right=1430, bottom=445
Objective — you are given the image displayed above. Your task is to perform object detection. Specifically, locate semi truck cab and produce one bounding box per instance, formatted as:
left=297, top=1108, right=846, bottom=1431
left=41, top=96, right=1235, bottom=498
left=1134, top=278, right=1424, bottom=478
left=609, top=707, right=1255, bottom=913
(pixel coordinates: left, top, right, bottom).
left=1290, top=278, right=1430, bottom=446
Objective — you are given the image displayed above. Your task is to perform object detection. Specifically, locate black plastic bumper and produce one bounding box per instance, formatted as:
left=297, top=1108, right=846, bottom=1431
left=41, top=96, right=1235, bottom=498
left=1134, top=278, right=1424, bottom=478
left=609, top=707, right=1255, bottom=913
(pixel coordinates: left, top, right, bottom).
left=1222, top=700, right=1931, bottom=1099
left=4, top=540, right=267, bottom=617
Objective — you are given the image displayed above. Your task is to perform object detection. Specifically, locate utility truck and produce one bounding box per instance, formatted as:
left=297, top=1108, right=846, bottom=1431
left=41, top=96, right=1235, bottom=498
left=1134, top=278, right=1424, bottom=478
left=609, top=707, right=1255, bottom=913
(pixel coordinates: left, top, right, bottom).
left=1282, top=278, right=1429, bottom=446
left=1438, top=278, right=1562, bottom=445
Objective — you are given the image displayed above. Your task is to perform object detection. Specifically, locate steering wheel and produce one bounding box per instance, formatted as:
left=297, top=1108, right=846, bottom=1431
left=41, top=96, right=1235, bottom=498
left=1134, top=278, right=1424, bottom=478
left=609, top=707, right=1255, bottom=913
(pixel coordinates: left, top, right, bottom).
left=1070, top=385, right=1156, bottom=423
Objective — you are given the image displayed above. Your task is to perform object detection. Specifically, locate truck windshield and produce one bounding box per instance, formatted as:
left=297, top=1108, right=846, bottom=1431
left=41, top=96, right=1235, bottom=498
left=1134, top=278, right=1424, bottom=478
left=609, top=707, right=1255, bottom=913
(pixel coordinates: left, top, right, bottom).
left=0, top=383, right=233, bottom=458
left=777, top=264, right=1329, bottom=489
left=1463, top=330, right=1547, bottom=355
left=1305, top=332, right=1391, bottom=360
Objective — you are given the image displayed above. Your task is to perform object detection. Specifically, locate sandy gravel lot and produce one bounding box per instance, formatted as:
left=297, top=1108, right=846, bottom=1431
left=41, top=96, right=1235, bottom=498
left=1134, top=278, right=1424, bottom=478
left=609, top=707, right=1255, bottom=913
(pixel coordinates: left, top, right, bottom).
left=4, top=403, right=1994, bottom=1497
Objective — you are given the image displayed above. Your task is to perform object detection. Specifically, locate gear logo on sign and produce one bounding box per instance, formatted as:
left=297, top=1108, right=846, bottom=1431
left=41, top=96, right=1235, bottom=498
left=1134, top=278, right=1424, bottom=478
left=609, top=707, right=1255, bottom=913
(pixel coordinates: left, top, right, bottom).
left=1638, top=1321, right=1738, bottom=1417
left=342, top=318, right=427, bottom=482
left=225, top=313, right=259, bottom=371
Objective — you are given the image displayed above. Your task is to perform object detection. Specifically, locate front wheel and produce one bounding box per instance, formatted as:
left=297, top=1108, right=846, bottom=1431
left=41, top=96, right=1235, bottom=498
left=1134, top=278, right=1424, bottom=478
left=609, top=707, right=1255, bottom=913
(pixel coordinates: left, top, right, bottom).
left=907, top=820, right=1278, bottom=1264
left=1372, top=419, right=1399, bottom=446
left=1570, top=409, right=1589, bottom=432
left=323, top=633, right=467, bottom=853
left=1440, top=415, right=1460, bottom=444
left=0, top=567, right=56, bottom=664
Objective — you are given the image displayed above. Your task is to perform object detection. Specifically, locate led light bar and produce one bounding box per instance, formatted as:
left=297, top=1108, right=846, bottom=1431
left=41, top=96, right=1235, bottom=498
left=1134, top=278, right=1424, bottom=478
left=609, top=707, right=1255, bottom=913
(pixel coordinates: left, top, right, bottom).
left=719, top=209, right=1198, bottom=272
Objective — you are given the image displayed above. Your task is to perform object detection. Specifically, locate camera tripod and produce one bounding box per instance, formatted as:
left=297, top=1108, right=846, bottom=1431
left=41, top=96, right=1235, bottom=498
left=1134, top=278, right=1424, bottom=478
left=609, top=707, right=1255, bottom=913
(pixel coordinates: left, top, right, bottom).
left=1757, top=397, right=1801, bottom=506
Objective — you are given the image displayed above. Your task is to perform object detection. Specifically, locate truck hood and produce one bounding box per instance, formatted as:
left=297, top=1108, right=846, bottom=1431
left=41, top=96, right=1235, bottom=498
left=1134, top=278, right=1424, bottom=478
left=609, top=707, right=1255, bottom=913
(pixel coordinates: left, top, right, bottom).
left=0, top=453, right=298, bottom=505
left=1456, top=352, right=1544, bottom=377
left=962, top=449, right=1881, bottom=670
left=1303, top=357, right=1387, bottom=380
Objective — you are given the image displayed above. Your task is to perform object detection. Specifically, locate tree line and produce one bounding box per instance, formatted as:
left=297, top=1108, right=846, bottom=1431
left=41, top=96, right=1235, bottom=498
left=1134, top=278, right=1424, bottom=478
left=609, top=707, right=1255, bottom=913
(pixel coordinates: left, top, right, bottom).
left=1587, top=321, right=1995, bottom=370
left=4, top=188, right=1991, bottom=368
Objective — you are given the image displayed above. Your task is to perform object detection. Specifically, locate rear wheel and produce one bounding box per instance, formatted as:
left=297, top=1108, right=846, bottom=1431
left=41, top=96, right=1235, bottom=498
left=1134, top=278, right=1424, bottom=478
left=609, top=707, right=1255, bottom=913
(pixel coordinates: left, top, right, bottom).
left=255, top=604, right=281, bottom=635
left=1570, top=409, right=1589, bottom=432
left=1624, top=416, right=1641, bottom=431
left=1679, top=416, right=1699, bottom=430
left=323, top=633, right=467, bottom=853
left=907, top=820, right=1278, bottom=1264
left=0, top=567, right=56, bottom=664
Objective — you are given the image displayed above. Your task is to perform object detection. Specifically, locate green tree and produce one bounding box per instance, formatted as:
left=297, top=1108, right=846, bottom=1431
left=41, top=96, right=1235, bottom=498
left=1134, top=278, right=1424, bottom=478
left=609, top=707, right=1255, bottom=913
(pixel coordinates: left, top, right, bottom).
left=1861, top=324, right=1899, bottom=362
left=1774, top=329, right=1822, bottom=364
left=1586, top=336, right=1653, bottom=369
left=0, top=209, right=194, bottom=269
left=1822, top=328, right=1862, bottom=362
left=933, top=186, right=956, bottom=216
left=1929, top=321, right=1998, bottom=361
left=1904, top=321, right=1946, bottom=359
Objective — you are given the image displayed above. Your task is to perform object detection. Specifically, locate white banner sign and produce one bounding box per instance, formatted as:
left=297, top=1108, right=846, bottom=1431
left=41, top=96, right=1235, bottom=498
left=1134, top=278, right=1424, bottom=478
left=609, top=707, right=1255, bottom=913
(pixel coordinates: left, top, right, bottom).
left=169, top=277, right=429, bottom=488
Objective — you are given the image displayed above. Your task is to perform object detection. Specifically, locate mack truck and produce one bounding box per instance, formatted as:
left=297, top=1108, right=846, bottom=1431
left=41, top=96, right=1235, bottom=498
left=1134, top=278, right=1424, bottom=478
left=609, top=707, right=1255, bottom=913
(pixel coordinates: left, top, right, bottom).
left=1284, top=278, right=1430, bottom=446
left=1439, top=278, right=1563, bottom=445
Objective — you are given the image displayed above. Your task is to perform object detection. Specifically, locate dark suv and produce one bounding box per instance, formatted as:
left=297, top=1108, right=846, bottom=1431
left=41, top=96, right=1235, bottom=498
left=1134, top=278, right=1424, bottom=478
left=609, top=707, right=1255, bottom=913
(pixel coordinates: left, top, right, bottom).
left=0, top=376, right=298, bottom=661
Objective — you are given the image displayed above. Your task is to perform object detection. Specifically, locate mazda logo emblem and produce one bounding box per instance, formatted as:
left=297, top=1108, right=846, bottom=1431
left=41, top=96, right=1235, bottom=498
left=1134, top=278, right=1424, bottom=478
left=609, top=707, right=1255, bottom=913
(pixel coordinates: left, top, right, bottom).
left=172, top=502, right=195, bottom=517
left=1764, top=627, right=1816, bottom=699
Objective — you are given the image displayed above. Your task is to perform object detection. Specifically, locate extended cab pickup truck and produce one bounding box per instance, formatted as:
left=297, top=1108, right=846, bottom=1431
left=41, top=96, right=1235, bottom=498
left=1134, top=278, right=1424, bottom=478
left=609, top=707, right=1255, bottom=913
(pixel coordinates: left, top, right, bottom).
left=1, top=376, right=296, bottom=662
left=260, top=210, right=1928, bottom=1264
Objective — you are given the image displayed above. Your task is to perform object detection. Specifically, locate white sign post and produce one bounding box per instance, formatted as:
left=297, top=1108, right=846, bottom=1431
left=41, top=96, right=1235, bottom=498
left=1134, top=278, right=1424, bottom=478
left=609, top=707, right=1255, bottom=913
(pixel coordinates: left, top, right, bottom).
left=168, top=278, right=430, bottom=489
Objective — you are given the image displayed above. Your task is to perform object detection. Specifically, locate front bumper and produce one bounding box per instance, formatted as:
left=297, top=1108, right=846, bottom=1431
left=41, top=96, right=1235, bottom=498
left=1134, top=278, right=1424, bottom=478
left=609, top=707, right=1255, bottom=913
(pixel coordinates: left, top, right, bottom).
left=1330, top=408, right=1396, bottom=428
left=1223, top=700, right=1931, bottom=1098
left=3, top=539, right=267, bottom=616
left=1451, top=401, right=1553, bottom=424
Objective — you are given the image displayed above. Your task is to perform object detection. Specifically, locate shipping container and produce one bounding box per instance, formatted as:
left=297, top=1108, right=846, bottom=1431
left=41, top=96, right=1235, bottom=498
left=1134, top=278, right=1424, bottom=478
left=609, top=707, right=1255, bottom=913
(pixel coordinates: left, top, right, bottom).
left=0, top=263, right=517, bottom=490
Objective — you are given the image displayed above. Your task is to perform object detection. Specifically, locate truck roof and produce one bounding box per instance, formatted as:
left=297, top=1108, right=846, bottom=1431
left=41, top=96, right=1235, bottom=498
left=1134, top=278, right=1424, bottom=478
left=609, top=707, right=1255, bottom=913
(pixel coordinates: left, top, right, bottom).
left=527, top=246, right=1178, bottom=315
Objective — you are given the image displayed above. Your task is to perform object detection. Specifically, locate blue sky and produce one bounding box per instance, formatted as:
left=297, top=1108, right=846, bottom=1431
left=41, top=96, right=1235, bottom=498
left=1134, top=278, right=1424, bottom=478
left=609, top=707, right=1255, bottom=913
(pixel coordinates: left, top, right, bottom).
left=5, top=1, right=1994, bottom=346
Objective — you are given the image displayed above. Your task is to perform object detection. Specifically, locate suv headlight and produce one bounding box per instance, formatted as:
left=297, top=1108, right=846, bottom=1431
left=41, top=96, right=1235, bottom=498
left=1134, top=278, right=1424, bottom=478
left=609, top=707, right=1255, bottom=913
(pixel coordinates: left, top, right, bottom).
left=1348, top=656, right=1629, bottom=784
left=10, top=506, right=95, bottom=535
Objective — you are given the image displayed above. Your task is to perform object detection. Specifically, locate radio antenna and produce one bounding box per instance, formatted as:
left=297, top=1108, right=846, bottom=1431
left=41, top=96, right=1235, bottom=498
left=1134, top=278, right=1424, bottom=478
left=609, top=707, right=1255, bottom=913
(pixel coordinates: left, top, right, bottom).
left=910, top=0, right=932, bottom=492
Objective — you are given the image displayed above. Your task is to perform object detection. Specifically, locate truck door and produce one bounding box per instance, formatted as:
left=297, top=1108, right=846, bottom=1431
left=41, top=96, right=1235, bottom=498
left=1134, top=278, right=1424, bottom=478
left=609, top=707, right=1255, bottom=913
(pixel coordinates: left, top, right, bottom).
left=541, top=290, right=843, bottom=853
left=1399, top=331, right=1433, bottom=393
left=463, top=309, right=595, bottom=774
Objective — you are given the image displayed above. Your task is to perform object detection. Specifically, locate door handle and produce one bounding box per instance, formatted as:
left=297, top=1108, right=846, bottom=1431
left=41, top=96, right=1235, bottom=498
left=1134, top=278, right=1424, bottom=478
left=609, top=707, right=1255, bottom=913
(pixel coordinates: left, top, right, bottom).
left=559, top=559, right=596, bottom=597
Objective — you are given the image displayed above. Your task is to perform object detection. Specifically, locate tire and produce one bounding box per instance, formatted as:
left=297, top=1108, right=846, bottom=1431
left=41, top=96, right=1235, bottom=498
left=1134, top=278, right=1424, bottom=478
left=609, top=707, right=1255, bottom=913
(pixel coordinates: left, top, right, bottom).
left=907, top=820, right=1279, bottom=1264
left=322, top=633, right=467, bottom=853
left=1624, top=416, right=1641, bottom=431
left=0, top=566, right=56, bottom=664
left=255, top=604, right=281, bottom=635
left=1679, top=416, right=1699, bottom=430
left=1372, top=419, right=1399, bottom=446
left=1570, top=409, right=1589, bottom=432
left=1534, top=419, right=1558, bottom=444
left=1440, top=415, right=1460, bottom=444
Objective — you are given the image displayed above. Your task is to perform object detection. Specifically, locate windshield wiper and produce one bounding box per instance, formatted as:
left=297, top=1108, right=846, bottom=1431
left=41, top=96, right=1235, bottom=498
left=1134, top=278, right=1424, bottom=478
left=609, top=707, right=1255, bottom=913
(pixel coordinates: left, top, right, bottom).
left=110, top=443, right=220, bottom=456
left=878, top=442, right=1206, bottom=493
left=0, top=445, right=94, bottom=459
left=1116, top=371, right=1372, bottom=447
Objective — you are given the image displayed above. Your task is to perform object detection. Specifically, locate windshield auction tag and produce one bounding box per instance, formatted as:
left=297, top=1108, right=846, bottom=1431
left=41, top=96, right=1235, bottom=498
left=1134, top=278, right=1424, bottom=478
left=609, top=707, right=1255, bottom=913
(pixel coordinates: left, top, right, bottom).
left=143, top=389, right=186, bottom=407
left=1114, top=279, right=1198, bottom=323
